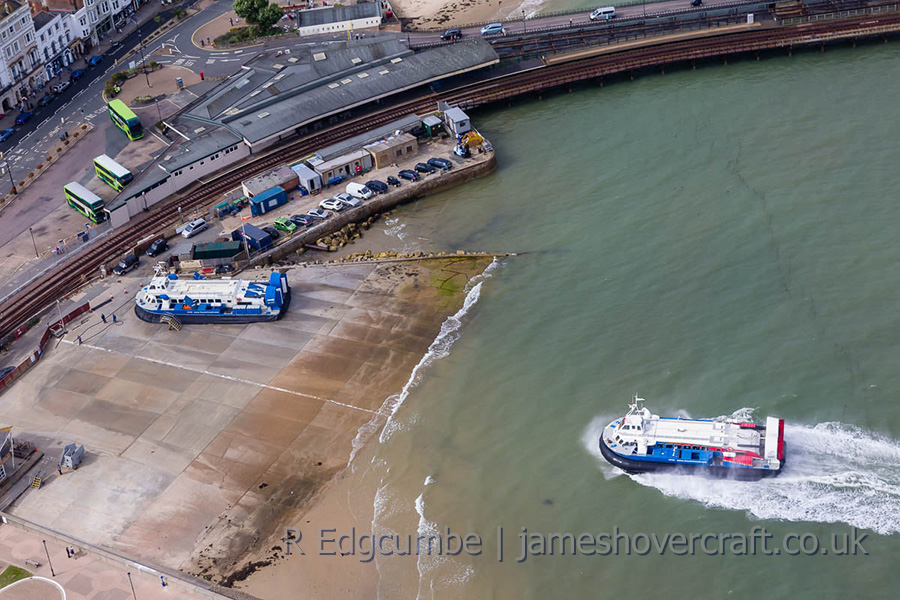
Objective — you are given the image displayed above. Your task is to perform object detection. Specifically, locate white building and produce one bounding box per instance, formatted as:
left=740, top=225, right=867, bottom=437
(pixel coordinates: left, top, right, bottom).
left=44, top=0, right=138, bottom=47
left=34, top=9, right=74, bottom=82
left=295, top=4, right=382, bottom=38
left=0, top=1, right=44, bottom=113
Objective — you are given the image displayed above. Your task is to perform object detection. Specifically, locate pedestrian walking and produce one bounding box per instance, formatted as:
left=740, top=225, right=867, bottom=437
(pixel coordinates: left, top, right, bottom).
left=77, top=335, right=82, bottom=345
left=569, top=18, right=573, bottom=27
left=112, top=313, right=117, bottom=324
left=101, top=313, right=107, bottom=323
left=57, top=465, right=62, bottom=476
left=200, top=39, right=204, bottom=47
left=160, top=575, right=167, bottom=587
left=229, top=17, right=233, bottom=26
left=66, top=547, right=72, bottom=558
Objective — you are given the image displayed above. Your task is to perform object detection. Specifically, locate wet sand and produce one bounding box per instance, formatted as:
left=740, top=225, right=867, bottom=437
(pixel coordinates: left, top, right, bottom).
left=392, top=0, right=516, bottom=31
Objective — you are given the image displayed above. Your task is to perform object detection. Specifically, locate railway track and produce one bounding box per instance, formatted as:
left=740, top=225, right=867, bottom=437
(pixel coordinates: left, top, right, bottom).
left=1, top=13, right=897, bottom=340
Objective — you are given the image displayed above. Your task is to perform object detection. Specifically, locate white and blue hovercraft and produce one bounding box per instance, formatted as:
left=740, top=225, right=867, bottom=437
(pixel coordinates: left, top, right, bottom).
left=599, top=397, right=785, bottom=480
left=134, top=269, right=290, bottom=324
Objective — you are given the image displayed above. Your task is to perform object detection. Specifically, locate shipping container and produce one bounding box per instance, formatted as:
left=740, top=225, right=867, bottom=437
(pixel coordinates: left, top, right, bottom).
left=249, top=186, right=288, bottom=217
left=231, top=223, right=274, bottom=252
left=191, top=240, right=243, bottom=260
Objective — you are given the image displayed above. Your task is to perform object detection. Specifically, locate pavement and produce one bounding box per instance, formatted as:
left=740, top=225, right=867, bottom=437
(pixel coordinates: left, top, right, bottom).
left=0, top=527, right=206, bottom=599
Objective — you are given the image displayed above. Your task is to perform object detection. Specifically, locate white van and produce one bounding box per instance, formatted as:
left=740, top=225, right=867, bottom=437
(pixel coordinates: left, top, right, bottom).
left=590, top=6, right=616, bottom=20
left=346, top=182, right=373, bottom=200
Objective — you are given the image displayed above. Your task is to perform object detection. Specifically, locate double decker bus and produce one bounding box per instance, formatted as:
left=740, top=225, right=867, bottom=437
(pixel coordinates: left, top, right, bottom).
left=64, top=182, right=107, bottom=223
left=93, top=154, right=133, bottom=191
left=108, top=99, right=143, bottom=141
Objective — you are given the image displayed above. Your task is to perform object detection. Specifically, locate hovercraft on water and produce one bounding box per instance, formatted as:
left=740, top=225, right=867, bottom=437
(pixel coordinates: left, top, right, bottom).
left=599, top=397, right=785, bottom=480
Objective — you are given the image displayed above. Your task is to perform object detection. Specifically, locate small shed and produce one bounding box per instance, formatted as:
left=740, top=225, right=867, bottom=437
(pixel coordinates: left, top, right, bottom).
left=290, top=162, right=323, bottom=192
left=444, top=107, right=471, bottom=137
left=311, top=150, right=373, bottom=184
left=232, top=223, right=273, bottom=252
left=250, top=186, right=288, bottom=217
left=363, top=133, right=418, bottom=170
left=242, top=166, right=299, bottom=198
left=192, top=241, right=243, bottom=261
left=422, top=115, right=443, bottom=137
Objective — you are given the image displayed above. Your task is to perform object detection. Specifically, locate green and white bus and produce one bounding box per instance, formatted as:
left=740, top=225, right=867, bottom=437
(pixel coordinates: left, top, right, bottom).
left=108, top=99, right=143, bottom=141
left=93, top=154, right=133, bottom=191
left=64, top=182, right=106, bottom=223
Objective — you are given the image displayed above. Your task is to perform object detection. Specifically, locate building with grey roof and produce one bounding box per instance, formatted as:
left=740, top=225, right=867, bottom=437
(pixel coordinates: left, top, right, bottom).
left=296, top=3, right=382, bottom=38
left=178, top=37, right=498, bottom=150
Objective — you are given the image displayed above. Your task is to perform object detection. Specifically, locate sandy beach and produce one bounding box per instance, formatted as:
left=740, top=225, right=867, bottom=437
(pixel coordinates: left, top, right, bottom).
left=391, top=0, right=530, bottom=31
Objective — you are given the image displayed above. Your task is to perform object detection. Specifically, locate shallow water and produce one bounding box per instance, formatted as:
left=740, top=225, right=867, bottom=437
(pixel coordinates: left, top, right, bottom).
left=350, top=41, right=900, bottom=598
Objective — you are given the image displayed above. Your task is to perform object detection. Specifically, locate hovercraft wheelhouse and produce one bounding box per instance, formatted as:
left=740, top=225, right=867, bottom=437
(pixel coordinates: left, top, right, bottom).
left=134, top=269, right=290, bottom=325
left=599, top=397, right=785, bottom=479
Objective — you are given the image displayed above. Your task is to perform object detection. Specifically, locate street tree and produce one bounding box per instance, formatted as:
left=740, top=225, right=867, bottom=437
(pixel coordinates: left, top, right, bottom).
left=233, top=0, right=284, bottom=33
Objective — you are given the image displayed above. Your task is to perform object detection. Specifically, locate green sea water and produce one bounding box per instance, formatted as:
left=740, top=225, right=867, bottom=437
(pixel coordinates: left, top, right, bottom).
left=350, top=42, right=900, bottom=598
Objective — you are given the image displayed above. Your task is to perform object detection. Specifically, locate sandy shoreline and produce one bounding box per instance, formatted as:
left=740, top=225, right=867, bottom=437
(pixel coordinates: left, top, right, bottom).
left=392, top=0, right=538, bottom=31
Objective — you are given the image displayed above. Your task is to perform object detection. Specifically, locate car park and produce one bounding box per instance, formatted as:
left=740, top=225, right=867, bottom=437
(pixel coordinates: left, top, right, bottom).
left=427, top=157, right=453, bottom=170
left=441, top=28, right=462, bottom=41
left=0, top=128, right=13, bottom=142
left=15, top=112, right=33, bottom=125
left=181, top=218, right=208, bottom=238
left=71, top=68, right=86, bottom=80
left=273, top=217, right=297, bottom=233
left=145, top=238, right=168, bottom=257
left=415, top=162, right=436, bottom=174
left=320, top=198, right=345, bottom=212
left=398, top=170, right=419, bottom=181
left=88, top=55, right=104, bottom=66
left=290, top=214, right=314, bottom=227
left=112, top=254, right=139, bottom=275
left=261, top=225, right=280, bottom=239
left=51, top=81, right=71, bottom=94
left=480, top=23, right=504, bottom=36
left=366, top=180, right=388, bottom=194
left=37, top=94, right=55, bottom=108
left=307, top=208, right=330, bottom=220
left=387, top=176, right=401, bottom=187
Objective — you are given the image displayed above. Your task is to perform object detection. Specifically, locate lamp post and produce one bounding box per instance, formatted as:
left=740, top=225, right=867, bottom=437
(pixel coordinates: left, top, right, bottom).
left=42, top=540, right=56, bottom=577
left=29, top=227, right=38, bottom=258
left=2, top=161, right=16, bottom=194
left=523, top=10, right=526, bottom=33
left=127, top=572, right=138, bottom=599
left=56, top=299, right=66, bottom=334
left=137, top=29, right=151, bottom=88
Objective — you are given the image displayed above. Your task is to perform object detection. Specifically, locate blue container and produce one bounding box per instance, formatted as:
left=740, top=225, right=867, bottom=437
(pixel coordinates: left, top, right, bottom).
left=231, top=223, right=273, bottom=252
left=249, top=186, right=288, bottom=217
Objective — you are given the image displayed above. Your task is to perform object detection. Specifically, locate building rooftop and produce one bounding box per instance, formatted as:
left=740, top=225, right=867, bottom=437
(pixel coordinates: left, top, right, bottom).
left=364, top=132, right=416, bottom=154
left=158, top=125, right=243, bottom=173
left=297, top=3, right=381, bottom=27
left=32, top=10, right=56, bottom=31
left=314, top=113, right=420, bottom=162
left=179, top=37, right=497, bottom=148
left=106, top=162, right=171, bottom=212
left=0, top=1, right=22, bottom=19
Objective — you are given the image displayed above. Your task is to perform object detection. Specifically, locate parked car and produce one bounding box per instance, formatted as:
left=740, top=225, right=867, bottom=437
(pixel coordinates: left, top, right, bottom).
left=112, top=254, right=139, bottom=275
left=181, top=218, right=208, bottom=238
left=427, top=157, right=453, bottom=170
left=339, top=196, right=362, bottom=208
left=0, top=128, right=13, bottom=142
left=261, top=225, right=280, bottom=239
left=415, top=162, right=436, bottom=175
left=273, top=216, right=296, bottom=233
left=307, top=208, right=330, bottom=220
left=320, top=198, right=345, bottom=212
left=71, top=68, right=87, bottom=81
left=15, top=112, right=33, bottom=125
left=0, top=366, right=14, bottom=379
left=88, top=55, right=104, bottom=66
left=441, top=28, right=462, bottom=41
left=691, top=0, right=703, bottom=5
left=398, top=169, right=419, bottom=181
left=481, top=23, right=504, bottom=36
left=386, top=176, right=402, bottom=187
left=51, top=81, right=71, bottom=94
left=366, top=180, right=388, bottom=194
left=145, top=238, right=168, bottom=257
left=290, top=214, right=314, bottom=227
left=37, top=94, right=55, bottom=108
left=110, top=40, right=124, bottom=51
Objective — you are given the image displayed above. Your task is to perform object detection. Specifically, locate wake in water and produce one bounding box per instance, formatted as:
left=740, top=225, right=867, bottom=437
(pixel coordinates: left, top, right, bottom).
left=583, top=411, right=900, bottom=534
